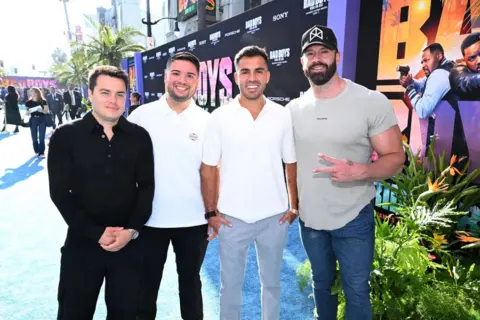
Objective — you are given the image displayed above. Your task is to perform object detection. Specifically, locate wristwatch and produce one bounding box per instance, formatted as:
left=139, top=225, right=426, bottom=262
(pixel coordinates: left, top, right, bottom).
left=127, top=229, right=139, bottom=240
left=290, top=209, right=299, bottom=216
left=204, top=211, right=216, bottom=220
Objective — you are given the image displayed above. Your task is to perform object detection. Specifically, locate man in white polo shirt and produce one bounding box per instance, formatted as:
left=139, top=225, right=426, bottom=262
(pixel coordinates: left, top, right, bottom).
left=287, top=25, right=405, bottom=320
left=128, top=52, right=211, bottom=320
left=201, top=46, right=298, bottom=320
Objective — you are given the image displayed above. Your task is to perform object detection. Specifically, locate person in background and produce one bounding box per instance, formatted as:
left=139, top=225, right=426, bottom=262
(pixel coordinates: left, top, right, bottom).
left=25, top=87, right=48, bottom=158
left=1, top=86, right=22, bottom=133
left=63, top=83, right=82, bottom=120
left=47, top=86, right=64, bottom=129
left=128, top=92, right=142, bottom=116
left=48, top=65, right=155, bottom=320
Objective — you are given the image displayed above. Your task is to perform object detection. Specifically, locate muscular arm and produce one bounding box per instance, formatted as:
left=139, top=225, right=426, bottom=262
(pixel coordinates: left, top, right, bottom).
left=360, top=126, right=405, bottom=181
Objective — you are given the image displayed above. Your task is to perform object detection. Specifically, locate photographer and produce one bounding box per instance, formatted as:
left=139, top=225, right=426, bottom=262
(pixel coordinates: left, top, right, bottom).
left=399, top=43, right=454, bottom=119
left=449, top=32, right=480, bottom=99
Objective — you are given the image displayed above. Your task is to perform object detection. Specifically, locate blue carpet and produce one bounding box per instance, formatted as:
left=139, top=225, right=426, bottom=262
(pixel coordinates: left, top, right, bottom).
left=0, top=128, right=314, bottom=319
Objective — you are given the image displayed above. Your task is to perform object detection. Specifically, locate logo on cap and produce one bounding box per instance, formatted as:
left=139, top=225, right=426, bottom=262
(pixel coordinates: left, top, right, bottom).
left=310, top=27, right=323, bottom=41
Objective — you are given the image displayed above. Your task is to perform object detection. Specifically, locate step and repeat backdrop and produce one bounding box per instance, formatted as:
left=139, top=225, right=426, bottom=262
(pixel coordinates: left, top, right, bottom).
left=139, top=0, right=329, bottom=112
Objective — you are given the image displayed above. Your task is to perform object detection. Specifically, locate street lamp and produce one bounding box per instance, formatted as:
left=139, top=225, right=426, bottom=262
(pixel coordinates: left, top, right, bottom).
left=142, top=0, right=180, bottom=49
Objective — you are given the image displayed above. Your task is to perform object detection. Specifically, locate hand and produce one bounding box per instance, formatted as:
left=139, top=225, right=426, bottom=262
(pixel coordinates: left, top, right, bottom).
left=207, top=213, right=232, bottom=241
left=98, top=226, right=123, bottom=246
left=399, top=73, right=413, bottom=88
left=279, top=210, right=298, bottom=225
left=100, top=229, right=133, bottom=252
left=313, top=153, right=367, bottom=182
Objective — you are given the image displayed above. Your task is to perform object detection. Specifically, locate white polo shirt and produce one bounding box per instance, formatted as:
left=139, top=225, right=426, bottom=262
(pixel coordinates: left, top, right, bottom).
left=128, top=95, right=211, bottom=228
left=202, top=96, right=296, bottom=223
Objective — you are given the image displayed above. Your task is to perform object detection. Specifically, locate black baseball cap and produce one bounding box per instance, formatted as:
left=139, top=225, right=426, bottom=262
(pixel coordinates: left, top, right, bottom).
left=301, top=25, right=338, bottom=54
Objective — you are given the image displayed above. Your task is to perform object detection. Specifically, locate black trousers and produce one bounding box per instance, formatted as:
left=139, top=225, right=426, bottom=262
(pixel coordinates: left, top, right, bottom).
left=52, top=110, right=63, bottom=126
left=137, top=224, right=209, bottom=320
left=57, top=237, right=143, bottom=320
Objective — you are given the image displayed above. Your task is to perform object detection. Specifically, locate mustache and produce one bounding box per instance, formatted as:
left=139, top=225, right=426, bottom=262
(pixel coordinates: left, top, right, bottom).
left=246, top=81, right=261, bottom=86
left=309, top=62, right=329, bottom=72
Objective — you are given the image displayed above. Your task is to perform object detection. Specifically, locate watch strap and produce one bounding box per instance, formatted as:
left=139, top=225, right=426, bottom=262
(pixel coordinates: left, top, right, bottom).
left=204, top=211, right=216, bottom=220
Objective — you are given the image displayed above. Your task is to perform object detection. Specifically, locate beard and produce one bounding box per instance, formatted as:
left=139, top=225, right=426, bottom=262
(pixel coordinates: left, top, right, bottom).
left=305, top=61, right=337, bottom=85
left=166, top=85, right=192, bottom=102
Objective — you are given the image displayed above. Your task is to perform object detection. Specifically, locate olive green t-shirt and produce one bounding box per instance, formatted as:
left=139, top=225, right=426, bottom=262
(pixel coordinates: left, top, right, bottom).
left=286, top=79, right=398, bottom=230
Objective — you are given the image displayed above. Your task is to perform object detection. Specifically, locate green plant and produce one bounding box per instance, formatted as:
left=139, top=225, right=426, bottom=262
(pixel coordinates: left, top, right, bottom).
left=382, top=137, right=480, bottom=213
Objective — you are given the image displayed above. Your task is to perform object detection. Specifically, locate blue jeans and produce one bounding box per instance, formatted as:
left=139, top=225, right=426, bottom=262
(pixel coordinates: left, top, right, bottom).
left=30, top=116, right=46, bottom=154
left=299, top=200, right=375, bottom=320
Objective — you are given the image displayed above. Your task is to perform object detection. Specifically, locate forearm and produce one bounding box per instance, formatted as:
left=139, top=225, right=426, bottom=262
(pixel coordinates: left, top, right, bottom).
left=285, top=163, right=298, bottom=210
left=359, top=152, right=405, bottom=181
left=201, top=163, right=218, bottom=212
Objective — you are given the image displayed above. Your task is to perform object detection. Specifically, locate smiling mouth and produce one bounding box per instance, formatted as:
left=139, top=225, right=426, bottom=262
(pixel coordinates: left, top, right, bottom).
left=175, top=85, right=189, bottom=92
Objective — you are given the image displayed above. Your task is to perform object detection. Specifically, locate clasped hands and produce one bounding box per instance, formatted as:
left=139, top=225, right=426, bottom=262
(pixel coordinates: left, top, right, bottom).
left=98, top=227, right=133, bottom=252
left=313, top=153, right=366, bottom=182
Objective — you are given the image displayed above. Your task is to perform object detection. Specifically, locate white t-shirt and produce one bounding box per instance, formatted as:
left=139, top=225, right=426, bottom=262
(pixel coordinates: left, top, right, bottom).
left=202, top=96, right=296, bottom=223
left=128, top=95, right=211, bottom=228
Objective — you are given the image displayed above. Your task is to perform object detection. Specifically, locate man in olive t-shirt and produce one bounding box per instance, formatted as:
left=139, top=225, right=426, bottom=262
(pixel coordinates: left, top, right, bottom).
left=286, top=25, right=405, bottom=320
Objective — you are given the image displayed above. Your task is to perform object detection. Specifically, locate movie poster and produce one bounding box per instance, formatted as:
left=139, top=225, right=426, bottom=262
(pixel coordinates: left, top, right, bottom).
left=128, top=57, right=137, bottom=94
left=373, top=0, right=480, bottom=233
left=377, top=0, right=479, bottom=172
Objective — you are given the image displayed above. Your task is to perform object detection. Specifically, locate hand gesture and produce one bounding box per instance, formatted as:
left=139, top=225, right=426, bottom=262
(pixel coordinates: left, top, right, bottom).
left=207, top=213, right=232, bottom=241
left=399, top=73, right=413, bottom=88
left=279, top=210, right=298, bottom=225
left=313, top=153, right=365, bottom=182
left=100, top=228, right=133, bottom=252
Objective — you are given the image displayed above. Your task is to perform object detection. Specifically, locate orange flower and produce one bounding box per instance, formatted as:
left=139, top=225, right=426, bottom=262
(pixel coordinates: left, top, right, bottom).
left=402, top=135, right=408, bottom=143
left=448, top=155, right=465, bottom=176
left=456, top=231, right=480, bottom=243
left=427, top=177, right=448, bottom=192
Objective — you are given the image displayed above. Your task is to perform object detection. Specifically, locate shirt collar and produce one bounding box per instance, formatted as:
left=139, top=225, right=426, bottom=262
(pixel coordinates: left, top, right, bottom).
left=159, top=94, right=197, bottom=116
left=82, top=111, right=132, bottom=133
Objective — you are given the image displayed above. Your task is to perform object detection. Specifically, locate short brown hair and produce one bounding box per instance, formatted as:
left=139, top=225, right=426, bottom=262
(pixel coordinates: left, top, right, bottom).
left=88, top=65, right=128, bottom=92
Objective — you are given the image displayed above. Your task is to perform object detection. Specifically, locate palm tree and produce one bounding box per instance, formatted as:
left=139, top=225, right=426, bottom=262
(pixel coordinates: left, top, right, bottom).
left=75, top=16, right=145, bottom=67
left=52, top=48, right=97, bottom=91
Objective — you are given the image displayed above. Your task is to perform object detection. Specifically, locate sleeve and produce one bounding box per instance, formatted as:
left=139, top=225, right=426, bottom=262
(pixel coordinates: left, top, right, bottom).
left=449, top=64, right=480, bottom=94
left=413, top=78, right=427, bottom=92
left=202, top=112, right=222, bottom=166
left=47, top=128, right=105, bottom=242
left=126, top=128, right=155, bottom=230
left=406, top=69, right=451, bottom=119
left=282, top=108, right=296, bottom=164
left=368, top=92, right=399, bottom=137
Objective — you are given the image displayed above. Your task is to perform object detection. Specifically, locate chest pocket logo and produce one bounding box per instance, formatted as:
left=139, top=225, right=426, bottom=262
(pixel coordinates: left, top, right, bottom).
left=189, top=133, right=199, bottom=141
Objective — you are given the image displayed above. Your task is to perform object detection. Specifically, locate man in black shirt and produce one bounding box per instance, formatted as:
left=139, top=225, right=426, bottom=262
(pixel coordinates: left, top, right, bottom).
left=47, top=65, right=155, bottom=320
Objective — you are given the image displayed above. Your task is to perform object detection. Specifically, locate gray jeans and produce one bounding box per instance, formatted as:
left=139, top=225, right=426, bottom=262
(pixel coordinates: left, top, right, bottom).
left=219, top=212, right=289, bottom=320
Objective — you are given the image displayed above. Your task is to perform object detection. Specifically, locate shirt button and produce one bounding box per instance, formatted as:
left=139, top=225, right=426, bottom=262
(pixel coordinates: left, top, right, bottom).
left=102, top=135, right=106, bottom=138
left=108, top=154, right=111, bottom=158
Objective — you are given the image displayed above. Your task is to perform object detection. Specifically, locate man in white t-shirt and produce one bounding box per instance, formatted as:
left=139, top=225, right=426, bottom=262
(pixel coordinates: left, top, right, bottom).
left=128, top=52, right=211, bottom=320
left=201, top=46, right=298, bottom=320
left=286, top=25, right=405, bottom=320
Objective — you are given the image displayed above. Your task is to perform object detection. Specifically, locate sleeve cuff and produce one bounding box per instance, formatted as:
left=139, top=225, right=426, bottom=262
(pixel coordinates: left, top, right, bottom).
left=406, top=85, right=417, bottom=100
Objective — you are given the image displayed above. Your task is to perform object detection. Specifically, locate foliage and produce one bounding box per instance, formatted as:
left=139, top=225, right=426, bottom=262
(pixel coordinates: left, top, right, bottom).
left=0, top=67, right=6, bottom=78
left=51, top=48, right=97, bottom=90
left=51, top=47, right=68, bottom=67
left=296, top=137, right=480, bottom=319
left=74, top=15, right=145, bottom=67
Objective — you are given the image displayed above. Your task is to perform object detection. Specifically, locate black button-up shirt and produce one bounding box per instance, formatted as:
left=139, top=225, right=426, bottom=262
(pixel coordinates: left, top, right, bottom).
left=47, top=112, right=155, bottom=243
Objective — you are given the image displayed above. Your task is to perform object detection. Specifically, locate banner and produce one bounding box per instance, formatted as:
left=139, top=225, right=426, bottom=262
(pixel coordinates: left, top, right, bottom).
left=357, top=0, right=480, bottom=233
left=142, top=0, right=329, bottom=112
left=0, top=76, right=57, bottom=90
left=128, top=57, right=137, bottom=94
